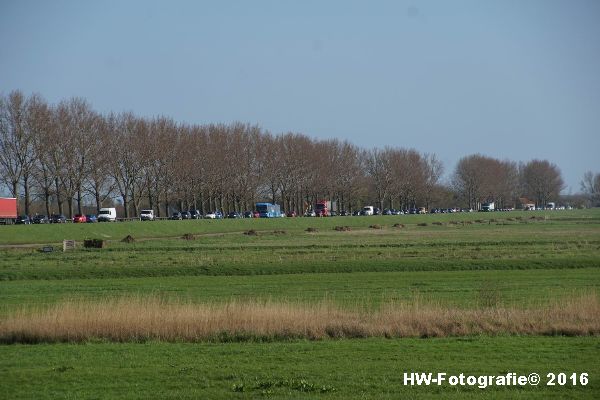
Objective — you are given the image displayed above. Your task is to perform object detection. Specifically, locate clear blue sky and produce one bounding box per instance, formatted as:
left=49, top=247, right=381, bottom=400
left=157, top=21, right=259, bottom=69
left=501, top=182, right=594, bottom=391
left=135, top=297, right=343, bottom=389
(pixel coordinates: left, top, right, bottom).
left=1, top=0, right=599, bottom=192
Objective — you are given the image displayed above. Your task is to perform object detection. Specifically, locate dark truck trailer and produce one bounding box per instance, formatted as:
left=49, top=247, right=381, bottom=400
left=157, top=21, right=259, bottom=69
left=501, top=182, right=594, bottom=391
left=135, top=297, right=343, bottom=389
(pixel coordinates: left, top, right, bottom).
left=0, top=197, right=17, bottom=224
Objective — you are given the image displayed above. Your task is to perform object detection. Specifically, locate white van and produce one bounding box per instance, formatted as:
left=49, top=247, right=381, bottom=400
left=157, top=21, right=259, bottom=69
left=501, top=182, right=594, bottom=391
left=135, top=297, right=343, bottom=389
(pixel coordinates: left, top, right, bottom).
left=98, top=207, right=117, bottom=222
left=140, top=209, right=155, bottom=221
left=362, top=206, right=374, bottom=216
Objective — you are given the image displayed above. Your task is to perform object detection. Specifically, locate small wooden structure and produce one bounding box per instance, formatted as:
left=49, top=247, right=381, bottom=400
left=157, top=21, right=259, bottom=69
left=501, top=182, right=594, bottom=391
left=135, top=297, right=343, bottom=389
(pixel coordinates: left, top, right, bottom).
left=63, top=240, right=76, bottom=252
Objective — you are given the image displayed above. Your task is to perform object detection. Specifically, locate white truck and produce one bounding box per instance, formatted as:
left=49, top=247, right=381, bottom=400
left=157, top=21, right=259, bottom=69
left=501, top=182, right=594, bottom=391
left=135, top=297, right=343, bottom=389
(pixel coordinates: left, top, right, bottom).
left=362, top=206, right=374, bottom=216
left=140, top=209, right=155, bottom=221
left=481, top=202, right=495, bottom=212
left=98, top=207, right=117, bottom=222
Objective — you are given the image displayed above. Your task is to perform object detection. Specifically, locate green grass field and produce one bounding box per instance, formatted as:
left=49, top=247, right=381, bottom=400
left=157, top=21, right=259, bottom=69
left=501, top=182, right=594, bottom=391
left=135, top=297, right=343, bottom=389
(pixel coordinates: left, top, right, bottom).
left=0, top=209, right=599, bottom=398
left=2, top=337, right=598, bottom=399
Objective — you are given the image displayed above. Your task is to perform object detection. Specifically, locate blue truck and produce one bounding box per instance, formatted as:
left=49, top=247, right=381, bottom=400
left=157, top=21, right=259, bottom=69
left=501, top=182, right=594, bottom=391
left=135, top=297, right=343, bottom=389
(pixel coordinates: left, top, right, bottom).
left=255, top=202, right=282, bottom=218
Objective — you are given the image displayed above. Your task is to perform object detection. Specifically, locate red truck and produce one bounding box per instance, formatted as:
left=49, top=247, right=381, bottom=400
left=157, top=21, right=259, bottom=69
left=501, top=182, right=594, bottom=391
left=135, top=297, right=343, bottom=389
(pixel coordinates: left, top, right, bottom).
left=0, top=197, right=17, bottom=224
left=315, top=200, right=337, bottom=217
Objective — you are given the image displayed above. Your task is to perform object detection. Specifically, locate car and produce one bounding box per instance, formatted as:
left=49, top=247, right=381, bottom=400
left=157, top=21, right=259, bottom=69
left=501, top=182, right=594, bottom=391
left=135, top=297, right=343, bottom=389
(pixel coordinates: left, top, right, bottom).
left=383, top=209, right=392, bottom=215
left=227, top=211, right=241, bottom=219
left=170, top=212, right=182, bottom=220
left=362, top=206, right=374, bottom=216
left=181, top=211, right=191, bottom=219
left=85, top=214, right=98, bottom=223
left=286, top=211, right=297, bottom=217
left=253, top=211, right=260, bottom=218
left=204, top=211, right=217, bottom=219
left=15, top=215, right=31, bottom=224
left=339, top=210, right=349, bottom=216
left=352, top=210, right=362, bottom=216
left=33, top=214, right=49, bottom=224
left=189, top=209, right=202, bottom=219
left=50, top=214, right=67, bottom=223
left=140, top=209, right=155, bottom=221
left=243, top=211, right=254, bottom=218
left=304, top=210, right=316, bottom=217
left=72, top=214, right=87, bottom=223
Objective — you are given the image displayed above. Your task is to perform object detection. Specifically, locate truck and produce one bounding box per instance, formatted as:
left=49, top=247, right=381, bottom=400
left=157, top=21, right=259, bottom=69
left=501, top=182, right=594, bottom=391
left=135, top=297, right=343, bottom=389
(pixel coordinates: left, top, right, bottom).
left=97, top=207, right=117, bottom=222
left=255, top=202, right=282, bottom=218
left=140, top=209, right=155, bottom=221
left=0, top=197, right=17, bottom=224
left=315, top=200, right=337, bottom=217
left=362, top=206, right=374, bottom=216
left=481, top=202, right=495, bottom=212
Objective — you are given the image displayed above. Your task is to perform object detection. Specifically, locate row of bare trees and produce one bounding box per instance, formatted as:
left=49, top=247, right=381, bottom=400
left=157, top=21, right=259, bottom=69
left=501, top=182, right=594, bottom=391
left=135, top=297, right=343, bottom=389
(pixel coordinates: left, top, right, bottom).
left=451, top=155, right=566, bottom=209
left=581, top=171, right=600, bottom=207
left=0, top=91, right=571, bottom=217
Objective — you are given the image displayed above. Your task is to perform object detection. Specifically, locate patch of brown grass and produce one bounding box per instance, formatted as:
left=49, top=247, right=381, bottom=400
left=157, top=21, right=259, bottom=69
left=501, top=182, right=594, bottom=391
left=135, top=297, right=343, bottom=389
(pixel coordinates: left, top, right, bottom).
left=244, top=230, right=258, bottom=236
left=1, top=294, right=597, bottom=343
left=121, top=235, right=135, bottom=243
left=181, top=233, right=195, bottom=240
left=393, top=223, right=404, bottom=228
left=305, top=227, right=318, bottom=233
left=334, top=226, right=351, bottom=232
left=368, top=225, right=382, bottom=230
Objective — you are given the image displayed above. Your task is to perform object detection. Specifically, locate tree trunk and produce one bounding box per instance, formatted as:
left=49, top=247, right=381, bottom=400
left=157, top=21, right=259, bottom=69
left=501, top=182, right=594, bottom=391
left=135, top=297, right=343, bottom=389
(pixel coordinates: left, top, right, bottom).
left=95, top=190, right=101, bottom=212
left=23, top=175, right=30, bottom=215
left=77, top=189, right=83, bottom=214
left=45, top=190, right=51, bottom=217
left=67, top=198, right=73, bottom=218
left=55, top=178, right=63, bottom=215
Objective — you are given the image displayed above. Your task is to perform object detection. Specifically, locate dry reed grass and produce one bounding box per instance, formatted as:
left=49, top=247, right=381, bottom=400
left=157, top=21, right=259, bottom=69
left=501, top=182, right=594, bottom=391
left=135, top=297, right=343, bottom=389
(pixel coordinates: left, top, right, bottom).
left=1, top=294, right=598, bottom=344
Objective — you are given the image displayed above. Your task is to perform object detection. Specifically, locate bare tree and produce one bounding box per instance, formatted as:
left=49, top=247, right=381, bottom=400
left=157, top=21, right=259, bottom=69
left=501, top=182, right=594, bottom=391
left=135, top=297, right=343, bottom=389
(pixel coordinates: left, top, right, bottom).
left=0, top=91, right=37, bottom=214
left=364, top=148, right=394, bottom=210
left=421, top=153, right=444, bottom=209
left=110, top=112, right=145, bottom=218
left=53, top=98, right=96, bottom=217
left=453, top=154, right=519, bottom=209
left=84, top=114, right=117, bottom=211
left=580, top=171, right=600, bottom=207
left=522, top=159, right=564, bottom=207
left=28, top=95, right=56, bottom=216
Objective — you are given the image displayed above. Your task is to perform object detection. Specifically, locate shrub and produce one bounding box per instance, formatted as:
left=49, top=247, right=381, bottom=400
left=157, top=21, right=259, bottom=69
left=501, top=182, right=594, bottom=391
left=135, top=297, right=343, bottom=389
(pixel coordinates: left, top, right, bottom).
left=83, top=239, right=106, bottom=248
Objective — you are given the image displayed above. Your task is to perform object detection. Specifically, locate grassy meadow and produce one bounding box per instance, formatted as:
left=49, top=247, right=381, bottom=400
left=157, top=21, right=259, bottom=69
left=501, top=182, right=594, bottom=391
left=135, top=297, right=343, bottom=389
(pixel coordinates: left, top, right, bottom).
left=0, top=209, right=599, bottom=398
